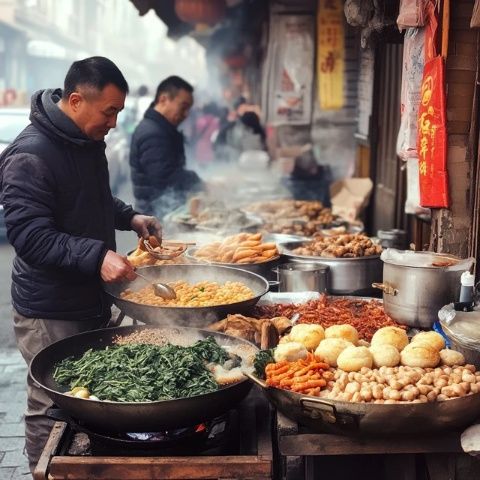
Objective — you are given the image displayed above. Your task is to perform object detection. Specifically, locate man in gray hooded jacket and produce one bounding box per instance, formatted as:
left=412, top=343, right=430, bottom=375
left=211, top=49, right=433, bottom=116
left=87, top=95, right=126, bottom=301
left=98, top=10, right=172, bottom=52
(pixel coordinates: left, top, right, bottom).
left=0, top=56, right=162, bottom=473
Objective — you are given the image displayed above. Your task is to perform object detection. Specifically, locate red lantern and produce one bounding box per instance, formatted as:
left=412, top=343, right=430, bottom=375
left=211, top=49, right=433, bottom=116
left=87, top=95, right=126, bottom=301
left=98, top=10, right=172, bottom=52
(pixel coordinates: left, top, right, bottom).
left=175, top=0, right=226, bottom=26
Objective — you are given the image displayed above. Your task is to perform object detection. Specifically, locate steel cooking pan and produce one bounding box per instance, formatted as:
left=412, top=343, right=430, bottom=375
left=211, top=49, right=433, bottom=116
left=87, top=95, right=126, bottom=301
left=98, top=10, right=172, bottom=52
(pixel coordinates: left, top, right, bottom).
left=104, top=264, right=269, bottom=326
left=247, top=374, right=480, bottom=435
left=30, top=325, right=257, bottom=432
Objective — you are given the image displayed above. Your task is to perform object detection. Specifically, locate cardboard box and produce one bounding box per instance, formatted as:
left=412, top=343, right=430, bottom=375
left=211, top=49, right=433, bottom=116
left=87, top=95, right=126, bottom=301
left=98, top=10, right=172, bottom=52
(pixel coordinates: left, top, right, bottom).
left=330, top=178, right=373, bottom=222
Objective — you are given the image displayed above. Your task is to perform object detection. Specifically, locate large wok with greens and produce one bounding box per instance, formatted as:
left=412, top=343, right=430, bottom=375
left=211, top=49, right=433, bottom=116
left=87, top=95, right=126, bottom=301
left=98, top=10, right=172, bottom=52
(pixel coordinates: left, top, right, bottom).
left=30, top=325, right=257, bottom=432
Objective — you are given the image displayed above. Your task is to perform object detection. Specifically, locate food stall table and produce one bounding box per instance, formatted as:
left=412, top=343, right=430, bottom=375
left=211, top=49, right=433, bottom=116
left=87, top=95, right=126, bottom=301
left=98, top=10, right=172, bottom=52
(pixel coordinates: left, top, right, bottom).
left=275, top=410, right=464, bottom=480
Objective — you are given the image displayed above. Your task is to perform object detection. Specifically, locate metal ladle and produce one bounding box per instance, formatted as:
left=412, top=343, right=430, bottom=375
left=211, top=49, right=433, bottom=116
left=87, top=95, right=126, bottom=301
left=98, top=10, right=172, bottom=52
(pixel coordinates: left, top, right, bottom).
left=135, top=271, right=177, bottom=300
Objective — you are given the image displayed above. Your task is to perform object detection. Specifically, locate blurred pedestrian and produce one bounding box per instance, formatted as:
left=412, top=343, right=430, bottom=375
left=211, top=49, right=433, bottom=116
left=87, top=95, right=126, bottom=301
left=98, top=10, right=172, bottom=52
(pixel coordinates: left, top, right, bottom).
left=0, top=56, right=162, bottom=473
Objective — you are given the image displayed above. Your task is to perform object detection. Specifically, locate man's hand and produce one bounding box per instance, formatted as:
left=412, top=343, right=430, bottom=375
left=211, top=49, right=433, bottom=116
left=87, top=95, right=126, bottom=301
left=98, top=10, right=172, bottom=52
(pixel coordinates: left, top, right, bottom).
left=131, top=214, right=163, bottom=241
left=100, top=250, right=136, bottom=283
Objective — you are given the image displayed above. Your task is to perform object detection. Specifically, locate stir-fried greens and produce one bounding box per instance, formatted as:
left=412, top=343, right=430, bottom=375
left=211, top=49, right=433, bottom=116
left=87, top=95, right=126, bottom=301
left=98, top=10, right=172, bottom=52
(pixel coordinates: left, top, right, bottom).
left=53, top=337, right=232, bottom=402
left=254, top=349, right=275, bottom=379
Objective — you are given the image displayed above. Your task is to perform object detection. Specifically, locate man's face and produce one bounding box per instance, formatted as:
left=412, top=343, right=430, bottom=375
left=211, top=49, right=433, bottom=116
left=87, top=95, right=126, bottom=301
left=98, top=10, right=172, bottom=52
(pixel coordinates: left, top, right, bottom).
left=159, top=89, right=193, bottom=127
left=68, top=83, right=126, bottom=141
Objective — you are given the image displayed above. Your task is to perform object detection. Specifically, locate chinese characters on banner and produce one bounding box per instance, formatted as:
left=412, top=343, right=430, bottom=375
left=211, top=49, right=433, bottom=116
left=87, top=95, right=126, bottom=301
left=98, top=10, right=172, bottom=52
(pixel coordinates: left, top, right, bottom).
left=417, top=55, right=449, bottom=207
left=317, top=0, right=345, bottom=110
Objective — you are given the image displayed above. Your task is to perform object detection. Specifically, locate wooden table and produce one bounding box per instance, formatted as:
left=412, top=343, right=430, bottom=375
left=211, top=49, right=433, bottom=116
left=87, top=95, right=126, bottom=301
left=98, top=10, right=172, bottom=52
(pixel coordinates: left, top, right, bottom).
left=33, top=392, right=273, bottom=480
left=275, top=411, right=465, bottom=480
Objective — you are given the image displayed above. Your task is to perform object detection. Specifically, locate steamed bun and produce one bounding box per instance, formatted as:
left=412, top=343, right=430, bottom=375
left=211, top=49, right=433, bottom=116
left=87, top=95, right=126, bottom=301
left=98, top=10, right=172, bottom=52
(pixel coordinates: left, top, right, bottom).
left=325, top=324, right=359, bottom=345
left=274, top=342, right=308, bottom=362
left=411, top=331, right=445, bottom=352
left=439, top=348, right=466, bottom=366
left=337, top=346, right=373, bottom=372
left=315, top=338, right=353, bottom=367
left=371, top=326, right=409, bottom=352
left=400, top=343, right=440, bottom=368
left=369, top=344, right=400, bottom=368
left=284, top=324, right=325, bottom=351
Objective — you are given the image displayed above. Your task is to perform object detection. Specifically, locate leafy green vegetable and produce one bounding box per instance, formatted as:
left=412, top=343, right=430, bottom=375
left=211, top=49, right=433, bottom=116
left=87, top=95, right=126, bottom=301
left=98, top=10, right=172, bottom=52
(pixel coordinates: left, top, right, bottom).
left=53, top=337, right=230, bottom=402
left=254, top=349, right=275, bottom=379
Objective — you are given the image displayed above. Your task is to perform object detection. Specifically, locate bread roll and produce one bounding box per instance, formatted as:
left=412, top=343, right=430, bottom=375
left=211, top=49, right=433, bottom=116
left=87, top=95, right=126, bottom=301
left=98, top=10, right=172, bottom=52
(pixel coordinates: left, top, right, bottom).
left=314, top=338, right=353, bottom=367
left=370, top=344, right=400, bottom=368
left=411, top=331, right=446, bottom=352
left=337, top=346, right=373, bottom=372
left=287, top=324, right=325, bottom=351
left=325, top=324, right=359, bottom=345
left=439, top=348, right=466, bottom=366
left=371, top=326, right=409, bottom=352
left=400, top=343, right=440, bottom=368
left=274, top=342, right=308, bottom=362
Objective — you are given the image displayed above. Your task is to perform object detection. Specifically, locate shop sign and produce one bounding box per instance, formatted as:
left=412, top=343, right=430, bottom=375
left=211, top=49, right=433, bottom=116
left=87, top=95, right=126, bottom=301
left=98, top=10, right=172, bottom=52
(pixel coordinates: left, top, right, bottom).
left=317, top=0, right=345, bottom=110
left=417, top=55, right=449, bottom=208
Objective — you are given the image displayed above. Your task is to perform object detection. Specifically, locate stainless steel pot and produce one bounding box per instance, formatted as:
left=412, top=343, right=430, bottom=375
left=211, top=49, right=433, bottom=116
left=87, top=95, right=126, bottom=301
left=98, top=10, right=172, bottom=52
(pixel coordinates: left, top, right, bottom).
left=274, top=262, right=329, bottom=293
left=374, top=252, right=473, bottom=328
left=279, top=241, right=382, bottom=296
left=103, top=264, right=269, bottom=326
left=247, top=373, right=480, bottom=435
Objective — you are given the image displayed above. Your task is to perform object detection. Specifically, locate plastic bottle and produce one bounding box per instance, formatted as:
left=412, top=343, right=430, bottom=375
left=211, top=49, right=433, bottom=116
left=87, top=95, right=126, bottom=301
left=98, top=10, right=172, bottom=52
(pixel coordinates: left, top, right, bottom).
left=459, top=271, right=475, bottom=303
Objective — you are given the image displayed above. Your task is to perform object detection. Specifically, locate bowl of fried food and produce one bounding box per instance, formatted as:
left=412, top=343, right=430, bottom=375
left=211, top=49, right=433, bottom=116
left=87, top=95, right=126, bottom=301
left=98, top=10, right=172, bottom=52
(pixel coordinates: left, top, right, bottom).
left=187, top=232, right=280, bottom=281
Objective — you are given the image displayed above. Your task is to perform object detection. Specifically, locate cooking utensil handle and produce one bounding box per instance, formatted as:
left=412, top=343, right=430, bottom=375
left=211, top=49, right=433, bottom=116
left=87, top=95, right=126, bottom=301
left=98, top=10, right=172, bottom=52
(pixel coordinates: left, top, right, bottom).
left=269, top=280, right=280, bottom=288
left=372, top=282, right=398, bottom=296
left=243, top=371, right=268, bottom=389
left=299, top=397, right=338, bottom=424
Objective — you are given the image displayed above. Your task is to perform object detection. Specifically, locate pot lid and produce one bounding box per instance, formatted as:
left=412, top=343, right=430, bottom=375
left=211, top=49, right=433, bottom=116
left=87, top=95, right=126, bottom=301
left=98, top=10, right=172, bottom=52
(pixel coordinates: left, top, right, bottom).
left=381, top=248, right=474, bottom=271
left=439, top=304, right=480, bottom=349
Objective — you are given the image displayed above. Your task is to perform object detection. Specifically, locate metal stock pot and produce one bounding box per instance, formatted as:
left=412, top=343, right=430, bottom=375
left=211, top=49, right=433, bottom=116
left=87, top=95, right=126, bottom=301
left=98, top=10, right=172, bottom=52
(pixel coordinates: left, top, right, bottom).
left=373, top=251, right=474, bottom=328
left=279, top=241, right=382, bottom=296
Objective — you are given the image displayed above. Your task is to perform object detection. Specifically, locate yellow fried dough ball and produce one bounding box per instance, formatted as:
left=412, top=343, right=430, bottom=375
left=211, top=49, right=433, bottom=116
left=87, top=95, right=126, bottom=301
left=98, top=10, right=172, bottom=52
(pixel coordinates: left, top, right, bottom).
left=411, top=331, right=446, bottom=352
left=314, top=338, right=354, bottom=367
left=324, top=324, right=359, bottom=345
left=287, top=324, right=325, bottom=351
left=371, top=326, right=409, bottom=352
left=439, top=348, right=465, bottom=366
left=337, top=346, right=373, bottom=372
left=274, top=342, right=309, bottom=362
left=400, top=343, right=440, bottom=368
left=369, top=344, right=400, bottom=368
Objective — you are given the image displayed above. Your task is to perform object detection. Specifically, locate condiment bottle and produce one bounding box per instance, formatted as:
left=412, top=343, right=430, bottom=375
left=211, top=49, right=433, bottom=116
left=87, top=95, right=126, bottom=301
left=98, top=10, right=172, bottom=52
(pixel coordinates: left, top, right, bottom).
left=459, top=271, right=475, bottom=304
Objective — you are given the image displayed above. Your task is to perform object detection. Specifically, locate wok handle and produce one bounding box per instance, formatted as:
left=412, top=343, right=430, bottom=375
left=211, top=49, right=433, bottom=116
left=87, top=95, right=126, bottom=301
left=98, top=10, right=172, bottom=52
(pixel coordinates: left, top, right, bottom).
left=299, top=397, right=338, bottom=424
left=372, top=282, right=398, bottom=296
left=243, top=371, right=268, bottom=389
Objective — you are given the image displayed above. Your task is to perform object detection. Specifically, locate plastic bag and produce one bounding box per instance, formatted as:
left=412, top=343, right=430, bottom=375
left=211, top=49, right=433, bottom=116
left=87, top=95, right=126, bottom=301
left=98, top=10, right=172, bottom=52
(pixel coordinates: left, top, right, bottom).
left=397, top=0, right=429, bottom=31
left=471, top=0, right=480, bottom=28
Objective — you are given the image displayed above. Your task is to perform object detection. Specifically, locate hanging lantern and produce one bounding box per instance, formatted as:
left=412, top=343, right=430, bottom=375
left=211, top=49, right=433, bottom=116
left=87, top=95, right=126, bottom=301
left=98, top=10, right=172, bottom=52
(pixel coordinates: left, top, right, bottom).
left=175, top=0, right=226, bottom=26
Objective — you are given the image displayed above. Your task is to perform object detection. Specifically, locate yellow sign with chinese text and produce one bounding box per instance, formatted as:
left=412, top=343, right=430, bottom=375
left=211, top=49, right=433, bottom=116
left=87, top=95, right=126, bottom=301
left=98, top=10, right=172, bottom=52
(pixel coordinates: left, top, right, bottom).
left=317, top=0, right=345, bottom=110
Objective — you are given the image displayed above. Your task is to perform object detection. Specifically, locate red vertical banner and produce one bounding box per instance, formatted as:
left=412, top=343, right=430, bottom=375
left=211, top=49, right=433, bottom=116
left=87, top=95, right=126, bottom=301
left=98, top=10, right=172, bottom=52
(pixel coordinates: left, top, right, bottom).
left=417, top=55, right=449, bottom=208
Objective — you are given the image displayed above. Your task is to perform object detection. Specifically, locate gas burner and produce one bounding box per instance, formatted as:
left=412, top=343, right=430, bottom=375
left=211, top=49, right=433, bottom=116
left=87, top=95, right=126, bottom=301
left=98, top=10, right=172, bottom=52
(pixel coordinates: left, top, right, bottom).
left=48, top=408, right=236, bottom=457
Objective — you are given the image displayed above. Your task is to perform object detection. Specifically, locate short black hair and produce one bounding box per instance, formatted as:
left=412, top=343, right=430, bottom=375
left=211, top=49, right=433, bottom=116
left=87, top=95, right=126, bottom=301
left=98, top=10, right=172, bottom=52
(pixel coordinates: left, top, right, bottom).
left=154, top=76, right=193, bottom=103
left=63, top=56, right=129, bottom=99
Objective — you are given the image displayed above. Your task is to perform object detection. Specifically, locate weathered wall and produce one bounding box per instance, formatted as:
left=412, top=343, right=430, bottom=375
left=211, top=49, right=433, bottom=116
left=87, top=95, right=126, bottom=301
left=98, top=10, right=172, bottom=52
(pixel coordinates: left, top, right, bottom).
left=430, top=0, right=476, bottom=257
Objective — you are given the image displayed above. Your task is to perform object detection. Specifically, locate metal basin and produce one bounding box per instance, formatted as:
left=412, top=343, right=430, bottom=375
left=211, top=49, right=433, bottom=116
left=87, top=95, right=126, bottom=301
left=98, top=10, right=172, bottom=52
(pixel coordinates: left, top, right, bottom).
left=104, top=264, right=269, bottom=326
left=279, top=241, right=382, bottom=296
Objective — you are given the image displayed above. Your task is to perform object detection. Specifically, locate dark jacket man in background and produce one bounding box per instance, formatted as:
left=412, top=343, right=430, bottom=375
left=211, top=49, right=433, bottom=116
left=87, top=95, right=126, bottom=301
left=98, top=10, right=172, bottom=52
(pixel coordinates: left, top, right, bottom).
left=129, top=75, right=203, bottom=218
left=0, top=56, right=162, bottom=473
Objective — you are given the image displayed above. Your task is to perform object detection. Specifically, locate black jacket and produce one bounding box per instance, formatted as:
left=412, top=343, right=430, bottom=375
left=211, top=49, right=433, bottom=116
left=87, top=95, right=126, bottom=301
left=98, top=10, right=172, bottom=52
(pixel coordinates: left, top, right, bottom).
left=129, top=108, right=202, bottom=216
left=0, top=89, right=136, bottom=321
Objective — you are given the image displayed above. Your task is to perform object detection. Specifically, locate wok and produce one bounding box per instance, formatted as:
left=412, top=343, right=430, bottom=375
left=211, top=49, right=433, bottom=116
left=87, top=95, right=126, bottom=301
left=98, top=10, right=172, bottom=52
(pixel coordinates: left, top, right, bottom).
left=30, top=325, right=257, bottom=433
left=104, top=264, right=269, bottom=326
left=247, top=373, right=480, bottom=435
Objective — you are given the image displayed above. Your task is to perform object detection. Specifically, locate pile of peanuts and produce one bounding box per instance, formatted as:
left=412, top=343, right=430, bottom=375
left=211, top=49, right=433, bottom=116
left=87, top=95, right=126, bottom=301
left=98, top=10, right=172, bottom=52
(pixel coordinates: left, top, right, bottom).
left=321, top=364, right=480, bottom=404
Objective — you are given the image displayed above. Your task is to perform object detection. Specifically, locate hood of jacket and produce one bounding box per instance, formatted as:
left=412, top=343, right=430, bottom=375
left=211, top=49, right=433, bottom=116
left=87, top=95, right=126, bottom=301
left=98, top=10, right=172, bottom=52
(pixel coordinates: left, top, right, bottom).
left=29, top=89, right=103, bottom=148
